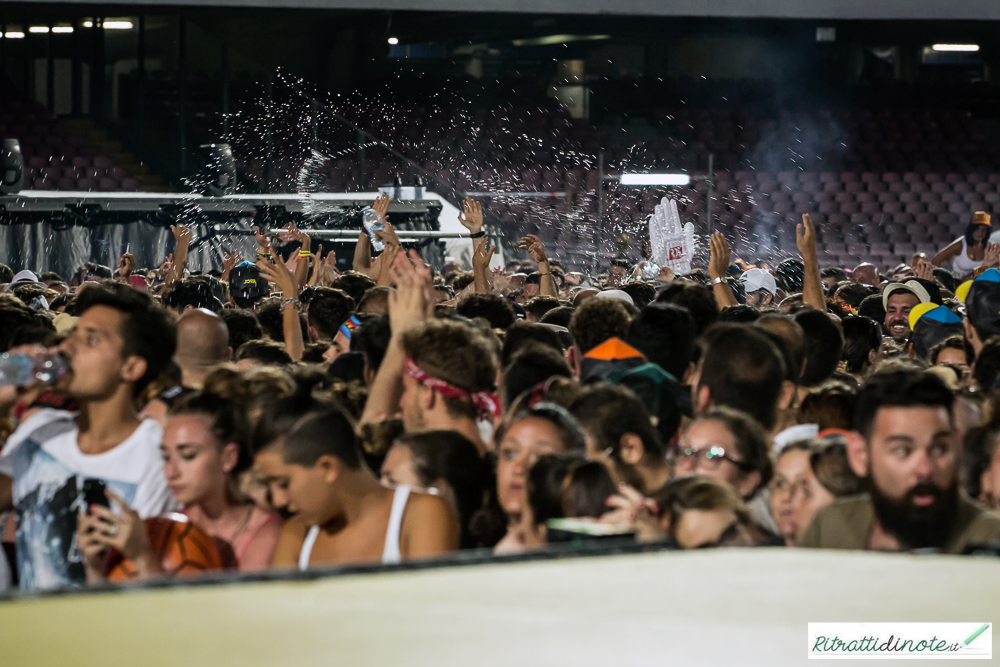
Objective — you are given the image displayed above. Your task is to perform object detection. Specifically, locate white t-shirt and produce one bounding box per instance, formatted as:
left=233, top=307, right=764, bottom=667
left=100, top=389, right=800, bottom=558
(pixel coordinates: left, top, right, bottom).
left=0, top=409, right=174, bottom=591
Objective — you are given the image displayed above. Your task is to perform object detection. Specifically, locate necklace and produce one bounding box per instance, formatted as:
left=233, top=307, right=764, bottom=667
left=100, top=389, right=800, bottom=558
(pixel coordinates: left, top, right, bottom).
left=227, top=505, right=255, bottom=546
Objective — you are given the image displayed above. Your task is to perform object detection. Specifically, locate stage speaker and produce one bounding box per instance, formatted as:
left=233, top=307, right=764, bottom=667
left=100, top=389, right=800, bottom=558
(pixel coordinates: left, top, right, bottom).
left=1, top=139, right=24, bottom=195
left=201, top=143, right=236, bottom=196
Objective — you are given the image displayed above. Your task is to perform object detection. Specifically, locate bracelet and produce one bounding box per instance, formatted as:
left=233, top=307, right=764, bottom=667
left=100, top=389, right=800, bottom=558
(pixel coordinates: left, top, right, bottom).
left=281, top=297, right=300, bottom=311
left=538, top=272, right=552, bottom=276
left=469, top=231, right=486, bottom=239
left=298, top=250, right=312, bottom=257
left=257, top=250, right=271, bottom=257
left=711, top=277, right=724, bottom=285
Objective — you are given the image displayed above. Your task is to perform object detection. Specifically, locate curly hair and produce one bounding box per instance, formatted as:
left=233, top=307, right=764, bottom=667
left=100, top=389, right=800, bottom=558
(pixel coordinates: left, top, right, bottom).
left=456, top=293, right=516, bottom=330
left=568, top=297, right=632, bottom=354
left=329, top=272, right=376, bottom=304
left=401, top=319, right=499, bottom=419
left=306, top=287, right=357, bottom=340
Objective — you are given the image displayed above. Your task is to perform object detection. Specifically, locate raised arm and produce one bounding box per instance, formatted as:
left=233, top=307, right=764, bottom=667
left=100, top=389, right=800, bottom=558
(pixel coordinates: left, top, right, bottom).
left=373, top=212, right=403, bottom=287
left=473, top=241, right=496, bottom=294
left=520, top=234, right=557, bottom=297
left=458, top=197, right=488, bottom=257
left=167, top=225, right=193, bottom=285
left=257, top=240, right=305, bottom=362
left=360, top=250, right=432, bottom=426
left=797, top=214, right=827, bottom=311
left=707, top=232, right=738, bottom=308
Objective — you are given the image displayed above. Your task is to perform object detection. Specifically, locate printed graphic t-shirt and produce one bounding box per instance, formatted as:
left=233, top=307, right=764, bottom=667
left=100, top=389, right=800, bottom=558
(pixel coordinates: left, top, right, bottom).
left=0, top=409, right=174, bottom=591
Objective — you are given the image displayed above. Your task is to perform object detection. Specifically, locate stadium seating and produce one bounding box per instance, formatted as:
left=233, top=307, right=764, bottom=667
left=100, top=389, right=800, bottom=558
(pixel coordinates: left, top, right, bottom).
left=0, top=99, right=137, bottom=192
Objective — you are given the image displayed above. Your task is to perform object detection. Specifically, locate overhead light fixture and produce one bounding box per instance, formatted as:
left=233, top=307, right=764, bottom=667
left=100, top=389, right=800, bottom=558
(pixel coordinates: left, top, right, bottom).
left=29, top=26, right=50, bottom=34
left=388, top=37, right=399, bottom=45
left=83, top=20, right=93, bottom=27
left=620, top=173, right=691, bottom=186
left=932, top=44, right=979, bottom=52
left=52, top=26, right=74, bottom=33
left=4, top=31, right=24, bottom=39
left=103, top=21, right=134, bottom=30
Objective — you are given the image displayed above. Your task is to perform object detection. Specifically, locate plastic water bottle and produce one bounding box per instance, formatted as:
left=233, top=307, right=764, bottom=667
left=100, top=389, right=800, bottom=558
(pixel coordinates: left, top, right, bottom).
left=362, top=207, right=386, bottom=252
left=0, top=353, right=68, bottom=388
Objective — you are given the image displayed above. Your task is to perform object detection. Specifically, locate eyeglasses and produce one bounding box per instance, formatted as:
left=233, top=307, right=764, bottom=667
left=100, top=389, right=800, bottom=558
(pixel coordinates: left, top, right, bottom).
left=670, top=445, right=752, bottom=471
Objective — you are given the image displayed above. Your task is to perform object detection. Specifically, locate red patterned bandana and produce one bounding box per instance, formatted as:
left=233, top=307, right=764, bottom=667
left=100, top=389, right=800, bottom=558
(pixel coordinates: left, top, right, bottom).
left=403, top=356, right=500, bottom=418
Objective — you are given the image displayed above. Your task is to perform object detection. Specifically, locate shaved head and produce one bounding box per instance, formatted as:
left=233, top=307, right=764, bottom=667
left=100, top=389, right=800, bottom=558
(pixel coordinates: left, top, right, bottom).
left=175, top=308, right=231, bottom=388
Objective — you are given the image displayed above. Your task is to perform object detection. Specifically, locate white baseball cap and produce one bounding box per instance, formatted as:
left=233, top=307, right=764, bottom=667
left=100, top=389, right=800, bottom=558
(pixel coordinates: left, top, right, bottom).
left=595, top=289, right=635, bottom=306
left=739, top=268, right=777, bottom=296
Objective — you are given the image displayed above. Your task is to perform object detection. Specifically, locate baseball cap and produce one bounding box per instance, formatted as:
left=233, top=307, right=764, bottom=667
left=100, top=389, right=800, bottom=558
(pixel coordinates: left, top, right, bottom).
left=594, top=289, right=635, bottom=306
left=228, top=262, right=267, bottom=306
left=908, top=303, right=963, bottom=359
left=739, top=268, right=777, bottom=296
left=956, top=268, right=1000, bottom=337
left=881, top=280, right=931, bottom=310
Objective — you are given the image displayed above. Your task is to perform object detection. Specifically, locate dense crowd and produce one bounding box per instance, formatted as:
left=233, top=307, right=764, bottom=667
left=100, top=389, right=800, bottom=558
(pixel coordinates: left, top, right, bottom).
left=1, top=192, right=1000, bottom=593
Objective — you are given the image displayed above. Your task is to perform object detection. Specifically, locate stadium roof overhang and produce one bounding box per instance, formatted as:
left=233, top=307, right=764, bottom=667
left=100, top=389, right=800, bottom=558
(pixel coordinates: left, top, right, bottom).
left=16, top=0, right=1000, bottom=19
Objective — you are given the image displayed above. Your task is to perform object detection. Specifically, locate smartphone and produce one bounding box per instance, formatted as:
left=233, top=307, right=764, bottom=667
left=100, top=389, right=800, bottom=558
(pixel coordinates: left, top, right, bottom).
left=82, top=478, right=110, bottom=511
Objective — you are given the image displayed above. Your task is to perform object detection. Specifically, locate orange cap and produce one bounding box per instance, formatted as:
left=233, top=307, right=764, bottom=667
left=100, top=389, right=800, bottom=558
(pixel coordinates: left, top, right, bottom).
left=973, top=211, right=991, bottom=226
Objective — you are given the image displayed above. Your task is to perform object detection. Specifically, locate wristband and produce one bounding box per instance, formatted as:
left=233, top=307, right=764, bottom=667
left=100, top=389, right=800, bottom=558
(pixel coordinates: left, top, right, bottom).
left=469, top=231, right=486, bottom=239
left=711, top=277, right=724, bottom=285
left=281, top=297, right=300, bottom=311
left=298, top=250, right=312, bottom=257
left=538, top=272, right=552, bottom=277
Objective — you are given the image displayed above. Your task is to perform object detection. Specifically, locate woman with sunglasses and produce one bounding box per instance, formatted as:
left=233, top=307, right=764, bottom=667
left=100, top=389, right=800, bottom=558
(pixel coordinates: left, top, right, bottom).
left=671, top=407, right=773, bottom=501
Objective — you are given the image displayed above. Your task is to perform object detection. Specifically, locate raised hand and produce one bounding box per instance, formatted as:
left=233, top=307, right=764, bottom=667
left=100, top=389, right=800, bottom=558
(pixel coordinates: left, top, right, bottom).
left=223, top=250, right=240, bottom=274
left=984, top=242, right=1000, bottom=269
left=473, top=243, right=496, bottom=270
left=254, top=226, right=270, bottom=251
left=490, top=266, right=511, bottom=294
left=257, top=242, right=298, bottom=298
left=372, top=192, right=390, bottom=221
left=796, top=213, right=818, bottom=259
left=117, top=252, right=135, bottom=278
left=519, top=234, right=548, bottom=265
left=458, top=198, right=484, bottom=235
left=388, top=250, right=433, bottom=332
left=708, top=231, right=732, bottom=281
left=156, top=254, right=174, bottom=282
left=913, top=256, right=934, bottom=280
left=171, top=224, right=193, bottom=246
left=373, top=217, right=401, bottom=248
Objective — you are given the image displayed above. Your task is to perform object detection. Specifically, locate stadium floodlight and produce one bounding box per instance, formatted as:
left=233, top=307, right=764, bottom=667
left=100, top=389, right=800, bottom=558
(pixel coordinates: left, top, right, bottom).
left=932, top=44, right=979, bottom=52
left=103, top=21, right=134, bottom=30
left=4, top=31, right=25, bottom=38
left=619, top=173, right=691, bottom=186
left=52, top=26, right=74, bottom=33
left=388, top=37, right=399, bottom=45
left=29, top=26, right=50, bottom=34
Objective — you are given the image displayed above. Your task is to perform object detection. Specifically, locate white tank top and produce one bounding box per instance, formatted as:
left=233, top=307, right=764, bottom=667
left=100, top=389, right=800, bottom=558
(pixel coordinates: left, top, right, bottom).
left=298, top=485, right=411, bottom=571
left=953, top=237, right=984, bottom=275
